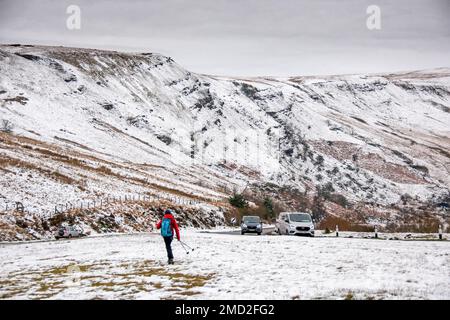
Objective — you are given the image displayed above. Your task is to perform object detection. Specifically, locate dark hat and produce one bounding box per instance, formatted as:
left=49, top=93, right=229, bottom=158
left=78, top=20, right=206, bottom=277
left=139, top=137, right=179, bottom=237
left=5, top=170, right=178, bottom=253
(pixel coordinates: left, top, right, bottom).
left=165, top=209, right=172, bottom=214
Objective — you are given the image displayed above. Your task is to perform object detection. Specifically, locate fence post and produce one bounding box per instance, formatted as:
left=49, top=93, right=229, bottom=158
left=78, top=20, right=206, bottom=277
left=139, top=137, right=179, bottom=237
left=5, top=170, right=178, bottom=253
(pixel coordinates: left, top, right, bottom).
left=336, top=225, right=339, bottom=237
left=439, top=225, right=443, bottom=240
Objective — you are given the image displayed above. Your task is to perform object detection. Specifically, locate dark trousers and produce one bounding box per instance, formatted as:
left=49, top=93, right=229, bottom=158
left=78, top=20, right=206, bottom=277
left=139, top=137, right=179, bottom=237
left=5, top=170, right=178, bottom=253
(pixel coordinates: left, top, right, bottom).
left=163, top=236, right=174, bottom=260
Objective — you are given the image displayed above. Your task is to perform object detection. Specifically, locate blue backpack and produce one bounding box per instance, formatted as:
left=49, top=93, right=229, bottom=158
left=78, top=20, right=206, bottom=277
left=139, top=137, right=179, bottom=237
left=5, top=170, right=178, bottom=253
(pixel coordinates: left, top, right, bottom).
left=161, top=218, right=173, bottom=237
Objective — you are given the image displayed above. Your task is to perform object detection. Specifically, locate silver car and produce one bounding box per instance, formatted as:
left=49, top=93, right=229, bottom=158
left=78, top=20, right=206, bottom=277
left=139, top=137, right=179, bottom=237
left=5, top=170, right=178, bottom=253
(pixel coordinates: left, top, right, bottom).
left=55, top=225, right=85, bottom=239
left=275, top=212, right=315, bottom=237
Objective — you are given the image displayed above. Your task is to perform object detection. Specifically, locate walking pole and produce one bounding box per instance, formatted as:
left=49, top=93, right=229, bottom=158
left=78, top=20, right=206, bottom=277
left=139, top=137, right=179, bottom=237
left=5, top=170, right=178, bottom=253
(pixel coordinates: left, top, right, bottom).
left=179, top=241, right=190, bottom=254
left=180, top=240, right=194, bottom=252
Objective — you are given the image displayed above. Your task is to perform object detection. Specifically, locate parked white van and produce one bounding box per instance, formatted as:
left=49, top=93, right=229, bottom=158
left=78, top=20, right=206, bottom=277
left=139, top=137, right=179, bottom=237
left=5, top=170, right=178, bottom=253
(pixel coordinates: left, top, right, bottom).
left=275, top=212, right=314, bottom=237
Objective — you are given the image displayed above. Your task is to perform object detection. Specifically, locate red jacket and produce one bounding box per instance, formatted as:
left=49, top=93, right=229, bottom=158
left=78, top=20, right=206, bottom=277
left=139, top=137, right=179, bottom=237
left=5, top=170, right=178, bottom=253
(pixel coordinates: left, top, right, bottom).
left=156, top=213, right=180, bottom=240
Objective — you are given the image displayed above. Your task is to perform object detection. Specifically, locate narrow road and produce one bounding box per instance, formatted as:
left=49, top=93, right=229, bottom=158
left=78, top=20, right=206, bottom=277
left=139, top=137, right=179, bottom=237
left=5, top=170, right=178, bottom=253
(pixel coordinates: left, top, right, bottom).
left=205, top=226, right=276, bottom=235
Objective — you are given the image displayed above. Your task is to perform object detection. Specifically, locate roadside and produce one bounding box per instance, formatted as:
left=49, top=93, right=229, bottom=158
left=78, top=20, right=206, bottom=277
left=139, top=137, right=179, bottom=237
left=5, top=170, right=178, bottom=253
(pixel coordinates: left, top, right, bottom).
left=202, top=225, right=275, bottom=235
left=202, top=226, right=447, bottom=241
left=1, top=226, right=447, bottom=246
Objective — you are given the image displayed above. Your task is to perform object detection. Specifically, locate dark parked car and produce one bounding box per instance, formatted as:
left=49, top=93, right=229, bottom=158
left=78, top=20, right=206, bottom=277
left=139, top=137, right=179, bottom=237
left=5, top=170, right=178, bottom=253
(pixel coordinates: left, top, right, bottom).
left=241, top=216, right=262, bottom=235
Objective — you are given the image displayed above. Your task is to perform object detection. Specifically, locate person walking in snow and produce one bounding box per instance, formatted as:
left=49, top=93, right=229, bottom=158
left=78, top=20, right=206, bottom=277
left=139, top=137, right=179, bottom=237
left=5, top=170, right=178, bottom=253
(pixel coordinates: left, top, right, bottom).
left=156, top=209, right=180, bottom=265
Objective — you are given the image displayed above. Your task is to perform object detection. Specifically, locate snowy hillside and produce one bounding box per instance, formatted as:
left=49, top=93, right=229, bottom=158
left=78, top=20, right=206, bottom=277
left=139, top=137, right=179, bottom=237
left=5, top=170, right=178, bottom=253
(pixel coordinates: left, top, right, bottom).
left=0, top=44, right=449, bottom=239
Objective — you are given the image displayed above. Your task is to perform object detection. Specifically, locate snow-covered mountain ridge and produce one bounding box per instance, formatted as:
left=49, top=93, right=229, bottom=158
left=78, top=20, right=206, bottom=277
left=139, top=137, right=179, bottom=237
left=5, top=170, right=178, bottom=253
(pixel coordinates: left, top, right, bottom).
left=0, top=44, right=449, bottom=237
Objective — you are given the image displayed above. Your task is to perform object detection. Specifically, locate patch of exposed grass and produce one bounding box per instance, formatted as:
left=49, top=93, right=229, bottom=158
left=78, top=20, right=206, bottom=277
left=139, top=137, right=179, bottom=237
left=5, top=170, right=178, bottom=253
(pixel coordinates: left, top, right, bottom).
left=0, top=289, right=26, bottom=299
left=169, top=273, right=213, bottom=290
left=344, top=291, right=354, bottom=300
left=90, top=281, right=137, bottom=288
left=177, top=291, right=202, bottom=296
left=42, top=264, right=91, bottom=276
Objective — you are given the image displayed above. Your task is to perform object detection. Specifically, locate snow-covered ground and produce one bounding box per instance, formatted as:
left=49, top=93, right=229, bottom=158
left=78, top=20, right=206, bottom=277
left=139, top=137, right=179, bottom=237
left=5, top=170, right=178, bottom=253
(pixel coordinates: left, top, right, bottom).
left=1, top=230, right=449, bottom=300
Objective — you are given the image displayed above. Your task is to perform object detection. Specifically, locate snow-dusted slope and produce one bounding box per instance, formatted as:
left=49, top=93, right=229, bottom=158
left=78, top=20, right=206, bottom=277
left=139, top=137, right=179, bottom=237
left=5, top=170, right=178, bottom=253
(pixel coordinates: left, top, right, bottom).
left=0, top=44, right=449, bottom=233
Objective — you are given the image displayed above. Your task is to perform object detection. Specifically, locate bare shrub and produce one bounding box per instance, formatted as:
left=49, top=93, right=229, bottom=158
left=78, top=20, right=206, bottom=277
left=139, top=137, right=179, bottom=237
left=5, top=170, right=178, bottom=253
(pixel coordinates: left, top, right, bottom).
left=317, top=215, right=374, bottom=232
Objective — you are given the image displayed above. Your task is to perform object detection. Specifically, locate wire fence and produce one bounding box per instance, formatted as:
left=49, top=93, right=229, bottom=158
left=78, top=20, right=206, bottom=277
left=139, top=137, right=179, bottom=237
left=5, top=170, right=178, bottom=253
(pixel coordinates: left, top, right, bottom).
left=2, top=201, right=26, bottom=214
left=0, top=197, right=446, bottom=239
left=0, top=192, right=223, bottom=219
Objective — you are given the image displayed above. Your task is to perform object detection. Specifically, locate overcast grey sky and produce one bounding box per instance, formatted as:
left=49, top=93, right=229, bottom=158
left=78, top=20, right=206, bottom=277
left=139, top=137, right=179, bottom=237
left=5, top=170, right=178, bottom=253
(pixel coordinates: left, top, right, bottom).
left=0, top=0, right=449, bottom=76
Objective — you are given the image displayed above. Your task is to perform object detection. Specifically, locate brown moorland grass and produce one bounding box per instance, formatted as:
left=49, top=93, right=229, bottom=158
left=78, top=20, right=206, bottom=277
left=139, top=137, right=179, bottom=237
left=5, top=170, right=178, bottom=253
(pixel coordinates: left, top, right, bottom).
left=0, top=155, right=79, bottom=185
left=1, top=132, right=223, bottom=203
left=318, top=215, right=375, bottom=232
